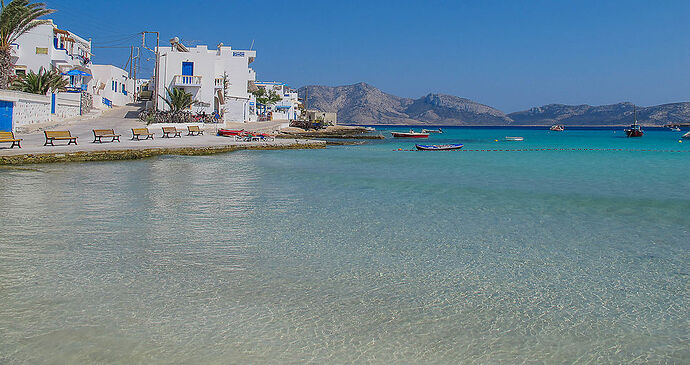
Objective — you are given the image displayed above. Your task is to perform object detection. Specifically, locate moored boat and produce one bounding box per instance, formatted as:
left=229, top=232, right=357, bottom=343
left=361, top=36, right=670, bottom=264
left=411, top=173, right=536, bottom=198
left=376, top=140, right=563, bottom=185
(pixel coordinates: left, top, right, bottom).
left=421, top=128, right=443, bottom=133
left=392, top=130, right=429, bottom=138
left=624, top=105, right=644, bottom=137
left=415, top=143, right=463, bottom=151
left=682, top=131, right=690, bottom=139
left=550, top=125, right=564, bottom=131
left=505, top=136, right=524, bottom=141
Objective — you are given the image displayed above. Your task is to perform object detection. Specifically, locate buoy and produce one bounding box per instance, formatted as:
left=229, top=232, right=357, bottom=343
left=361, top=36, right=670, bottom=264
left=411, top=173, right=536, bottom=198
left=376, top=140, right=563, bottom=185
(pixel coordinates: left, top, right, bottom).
left=679, top=140, right=683, bottom=143
left=494, top=139, right=498, bottom=142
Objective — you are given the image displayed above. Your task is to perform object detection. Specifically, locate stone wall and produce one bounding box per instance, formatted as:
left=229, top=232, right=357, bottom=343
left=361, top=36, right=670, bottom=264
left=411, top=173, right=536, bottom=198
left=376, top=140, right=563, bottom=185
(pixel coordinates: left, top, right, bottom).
left=0, top=90, right=84, bottom=132
left=54, top=92, right=81, bottom=119
left=0, top=89, right=51, bottom=131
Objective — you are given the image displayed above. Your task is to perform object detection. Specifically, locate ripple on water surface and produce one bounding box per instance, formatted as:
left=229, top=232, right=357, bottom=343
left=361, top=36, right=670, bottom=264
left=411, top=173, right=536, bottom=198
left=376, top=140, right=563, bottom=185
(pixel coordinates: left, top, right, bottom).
left=0, top=131, right=689, bottom=363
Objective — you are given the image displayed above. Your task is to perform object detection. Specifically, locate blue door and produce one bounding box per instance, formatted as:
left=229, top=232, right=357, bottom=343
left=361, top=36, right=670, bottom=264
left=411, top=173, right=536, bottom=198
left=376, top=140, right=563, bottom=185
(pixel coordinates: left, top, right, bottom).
left=0, top=100, right=12, bottom=132
left=182, top=62, right=194, bottom=76
left=51, top=93, right=56, bottom=114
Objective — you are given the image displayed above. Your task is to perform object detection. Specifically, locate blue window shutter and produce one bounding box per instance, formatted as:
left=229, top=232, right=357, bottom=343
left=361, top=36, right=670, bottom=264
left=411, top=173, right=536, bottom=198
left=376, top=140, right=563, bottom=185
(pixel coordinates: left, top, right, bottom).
left=182, top=62, right=194, bottom=76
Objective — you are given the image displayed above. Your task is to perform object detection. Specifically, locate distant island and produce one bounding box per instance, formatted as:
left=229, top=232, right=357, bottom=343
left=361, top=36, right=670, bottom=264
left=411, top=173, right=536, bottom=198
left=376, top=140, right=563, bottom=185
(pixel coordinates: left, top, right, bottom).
left=298, top=82, right=690, bottom=126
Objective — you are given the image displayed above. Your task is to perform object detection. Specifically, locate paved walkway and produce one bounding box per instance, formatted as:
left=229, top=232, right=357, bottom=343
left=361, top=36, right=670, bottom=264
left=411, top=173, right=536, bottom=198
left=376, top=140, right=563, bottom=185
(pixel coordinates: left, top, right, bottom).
left=1, top=105, right=310, bottom=157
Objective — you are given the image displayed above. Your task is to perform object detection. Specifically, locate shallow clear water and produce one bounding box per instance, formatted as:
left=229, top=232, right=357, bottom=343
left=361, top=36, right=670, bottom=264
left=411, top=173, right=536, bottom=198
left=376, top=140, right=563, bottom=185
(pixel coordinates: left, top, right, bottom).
left=1, top=127, right=688, bottom=363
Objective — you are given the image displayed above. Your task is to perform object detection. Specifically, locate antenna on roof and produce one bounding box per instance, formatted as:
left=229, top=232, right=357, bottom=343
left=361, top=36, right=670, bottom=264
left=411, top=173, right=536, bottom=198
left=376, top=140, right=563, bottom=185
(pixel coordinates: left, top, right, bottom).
left=249, top=39, right=254, bottom=50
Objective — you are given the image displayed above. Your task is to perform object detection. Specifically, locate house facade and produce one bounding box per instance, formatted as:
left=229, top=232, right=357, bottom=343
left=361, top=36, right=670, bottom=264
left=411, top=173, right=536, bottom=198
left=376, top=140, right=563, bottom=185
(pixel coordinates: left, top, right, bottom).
left=12, top=20, right=92, bottom=91
left=254, top=81, right=301, bottom=121
left=89, top=64, right=134, bottom=109
left=155, top=39, right=257, bottom=122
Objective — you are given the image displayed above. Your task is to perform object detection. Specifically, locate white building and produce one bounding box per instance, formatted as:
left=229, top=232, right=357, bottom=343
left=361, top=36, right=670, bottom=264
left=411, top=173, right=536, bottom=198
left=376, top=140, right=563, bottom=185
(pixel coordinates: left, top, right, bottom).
left=12, top=20, right=92, bottom=91
left=89, top=64, right=134, bottom=109
left=254, top=81, right=301, bottom=121
left=155, top=38, right=257, bottom=122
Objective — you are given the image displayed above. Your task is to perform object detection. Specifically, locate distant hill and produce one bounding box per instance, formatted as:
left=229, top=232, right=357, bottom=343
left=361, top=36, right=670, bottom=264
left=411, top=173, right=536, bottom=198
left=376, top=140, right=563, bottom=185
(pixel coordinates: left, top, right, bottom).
left=508, top=102, right=690, bottom=125
left=298, top=83, right=511, bottom=125
left=298, top=82, right=690, bottom=126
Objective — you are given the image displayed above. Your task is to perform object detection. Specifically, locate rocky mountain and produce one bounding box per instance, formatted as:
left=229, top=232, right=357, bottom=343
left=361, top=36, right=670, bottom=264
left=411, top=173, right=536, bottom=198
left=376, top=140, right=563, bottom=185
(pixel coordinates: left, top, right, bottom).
left=298, top=82, right=690, bottom=125
left=298, top=83, right=510, bottom=125
left=508, top=102, right=690, bottom=125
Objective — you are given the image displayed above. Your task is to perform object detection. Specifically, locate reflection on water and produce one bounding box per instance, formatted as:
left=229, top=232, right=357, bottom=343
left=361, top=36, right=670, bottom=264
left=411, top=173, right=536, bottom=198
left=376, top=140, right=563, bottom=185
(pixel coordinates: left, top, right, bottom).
left=0, top=129, right=689, bottom=363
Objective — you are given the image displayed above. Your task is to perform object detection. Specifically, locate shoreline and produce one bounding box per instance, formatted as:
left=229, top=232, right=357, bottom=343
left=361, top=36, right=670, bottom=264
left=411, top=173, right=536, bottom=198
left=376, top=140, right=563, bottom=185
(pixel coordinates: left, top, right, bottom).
left=0, top=141, right=326, bottom=166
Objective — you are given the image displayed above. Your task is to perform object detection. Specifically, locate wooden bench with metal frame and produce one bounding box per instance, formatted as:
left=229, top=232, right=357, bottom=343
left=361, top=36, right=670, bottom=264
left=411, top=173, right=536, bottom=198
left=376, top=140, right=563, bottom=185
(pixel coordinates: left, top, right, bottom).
left=44, top=130, right=77, bottom=146
left=161, top=126, right=182, bottom=138
left=131, top=128, right=154, bottom=140
left=187, top=125, right=204, bottom=136
left=92, top=129, right=121, bottom=143
left=0, top=131, right=22, bottom=148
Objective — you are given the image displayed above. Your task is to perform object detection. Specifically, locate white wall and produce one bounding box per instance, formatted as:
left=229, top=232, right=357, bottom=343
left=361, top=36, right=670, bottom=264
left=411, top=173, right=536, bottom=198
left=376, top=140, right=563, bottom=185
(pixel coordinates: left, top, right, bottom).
left=156, top=44, right=256, bottom=122
left=0, top=90, right=82, bottom=132
left=13, top=20, right=92, bottom=76
left=90, top=64, right=134, bottom=108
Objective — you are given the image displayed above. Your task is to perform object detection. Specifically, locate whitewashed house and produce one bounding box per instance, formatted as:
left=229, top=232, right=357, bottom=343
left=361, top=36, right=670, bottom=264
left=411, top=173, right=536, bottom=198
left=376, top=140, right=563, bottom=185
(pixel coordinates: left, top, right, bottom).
left=89, top=64, right=134, bottom=109
left=155, top=38, right=257, bottom=123
left=12, top=20, right=92, bottom=91
left=254, top=81, right=301, bottom=121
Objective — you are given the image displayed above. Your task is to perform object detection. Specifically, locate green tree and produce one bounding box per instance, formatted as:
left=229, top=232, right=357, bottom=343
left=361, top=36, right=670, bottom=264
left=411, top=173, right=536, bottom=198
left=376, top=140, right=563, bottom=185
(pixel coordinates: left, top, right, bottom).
left=0, top=0, right=55, bottom=88
left=160, top=87, right=195, bottom=111
left=252, top=87, right=281, bottom=106
left=11, top=66, right=67, bottom=94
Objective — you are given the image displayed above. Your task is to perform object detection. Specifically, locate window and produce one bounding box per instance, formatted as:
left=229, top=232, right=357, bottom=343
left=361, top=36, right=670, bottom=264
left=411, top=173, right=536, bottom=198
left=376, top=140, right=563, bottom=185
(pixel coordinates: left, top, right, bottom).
left=182, top=62, right=194, bottom=76
left=35, top=47, right=48, bottom=54
left=15, top=69, right=26, bottom=76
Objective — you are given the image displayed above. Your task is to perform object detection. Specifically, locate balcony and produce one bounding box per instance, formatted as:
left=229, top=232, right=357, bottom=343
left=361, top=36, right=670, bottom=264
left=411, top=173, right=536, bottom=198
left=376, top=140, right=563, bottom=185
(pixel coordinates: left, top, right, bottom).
left=173, top=75, right=202, bottom=87
left=214, top=78, right=224, bottom=88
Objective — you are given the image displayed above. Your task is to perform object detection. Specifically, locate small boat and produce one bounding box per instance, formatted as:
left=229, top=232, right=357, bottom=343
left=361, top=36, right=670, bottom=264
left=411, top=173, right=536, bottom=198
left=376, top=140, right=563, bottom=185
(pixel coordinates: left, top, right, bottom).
left=392, top=130, right=429, bottom=138
left=217, top=129, right=243, bottom=137
left=682, top=131, right=690, bottom=139
left=624, top=105, right=644, bottom=137
left=505, top=136, right=524, bottom=141
left=421, top=128, right=443, bottom=133
left=550, top=125, right=564, bottom=131
left=415, top=143, right=463, bottom=151
left=669, top=126, right=681, bottom=132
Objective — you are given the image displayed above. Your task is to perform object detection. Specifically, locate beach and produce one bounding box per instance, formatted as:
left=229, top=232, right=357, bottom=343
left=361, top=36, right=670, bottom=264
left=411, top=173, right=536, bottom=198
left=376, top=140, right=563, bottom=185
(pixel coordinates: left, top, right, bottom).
left=0, top=105, right=325, bottom=165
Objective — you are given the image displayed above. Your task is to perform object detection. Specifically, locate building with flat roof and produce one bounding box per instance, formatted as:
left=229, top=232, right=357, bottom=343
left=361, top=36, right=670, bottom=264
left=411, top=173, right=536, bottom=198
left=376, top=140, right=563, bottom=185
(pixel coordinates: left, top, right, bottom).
left=12, top=20, right=92, bottom=92
left=155, top=38, right=257, bottom=122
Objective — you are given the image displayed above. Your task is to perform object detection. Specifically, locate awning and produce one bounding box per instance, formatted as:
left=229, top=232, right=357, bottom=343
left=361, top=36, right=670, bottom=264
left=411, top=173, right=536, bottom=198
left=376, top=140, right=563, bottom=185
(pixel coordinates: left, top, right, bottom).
left=64, top=69, right=91, bottom=77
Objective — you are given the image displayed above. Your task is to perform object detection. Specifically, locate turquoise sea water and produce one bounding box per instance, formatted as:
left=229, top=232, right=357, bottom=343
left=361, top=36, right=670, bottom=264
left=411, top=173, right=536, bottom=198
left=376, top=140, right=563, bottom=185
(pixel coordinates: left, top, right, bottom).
left=1, top=127, right=688, bottom=363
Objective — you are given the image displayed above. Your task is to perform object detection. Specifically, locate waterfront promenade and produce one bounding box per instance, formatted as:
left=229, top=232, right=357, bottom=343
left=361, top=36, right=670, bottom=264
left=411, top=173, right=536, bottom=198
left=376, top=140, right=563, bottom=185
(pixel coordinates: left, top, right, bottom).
left=0, top=105, right=324, bottom=164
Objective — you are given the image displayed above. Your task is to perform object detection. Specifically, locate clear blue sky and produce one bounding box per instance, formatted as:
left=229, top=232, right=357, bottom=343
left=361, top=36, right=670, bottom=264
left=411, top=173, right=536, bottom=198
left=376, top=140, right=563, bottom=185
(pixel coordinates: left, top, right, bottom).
left=46, top=0, right=690, bottom=112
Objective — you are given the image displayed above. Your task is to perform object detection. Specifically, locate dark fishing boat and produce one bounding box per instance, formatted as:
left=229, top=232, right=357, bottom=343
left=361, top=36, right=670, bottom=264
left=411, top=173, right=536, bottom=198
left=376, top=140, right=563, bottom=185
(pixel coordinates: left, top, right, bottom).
left=624, top=106, right=643, bottom=137
left=415, top=143, right=464, bottom=151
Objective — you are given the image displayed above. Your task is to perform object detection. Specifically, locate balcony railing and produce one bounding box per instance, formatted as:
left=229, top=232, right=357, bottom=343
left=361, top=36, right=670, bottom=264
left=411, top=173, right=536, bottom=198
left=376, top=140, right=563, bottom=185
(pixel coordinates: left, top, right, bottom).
left=214, top=78, right=224, bottom=88
left=173, top=75, right=202, bottom=87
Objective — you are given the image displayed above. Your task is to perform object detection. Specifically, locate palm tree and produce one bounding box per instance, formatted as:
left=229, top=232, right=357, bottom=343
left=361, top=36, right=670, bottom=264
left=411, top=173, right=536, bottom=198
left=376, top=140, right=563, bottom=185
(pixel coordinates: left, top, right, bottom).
left=11, top=66, right=67, bottom=94
left=160, top=87, right=195, bottom=111
left=0, top=0, right=55, bottom=88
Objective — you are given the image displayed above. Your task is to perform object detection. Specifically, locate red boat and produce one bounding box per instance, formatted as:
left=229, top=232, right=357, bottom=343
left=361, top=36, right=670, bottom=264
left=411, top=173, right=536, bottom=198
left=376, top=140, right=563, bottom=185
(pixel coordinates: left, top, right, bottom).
left=217, top=129, right=243, bottom=137
left=391, top=130, right=429, bottom=138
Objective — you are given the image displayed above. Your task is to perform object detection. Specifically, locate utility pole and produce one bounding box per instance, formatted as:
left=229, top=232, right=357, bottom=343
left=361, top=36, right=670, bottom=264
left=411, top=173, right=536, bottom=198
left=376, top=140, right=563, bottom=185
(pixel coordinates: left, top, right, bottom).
left=142, top=31, right=160, bottom=110
left=129, top=46, right=133, bottom=78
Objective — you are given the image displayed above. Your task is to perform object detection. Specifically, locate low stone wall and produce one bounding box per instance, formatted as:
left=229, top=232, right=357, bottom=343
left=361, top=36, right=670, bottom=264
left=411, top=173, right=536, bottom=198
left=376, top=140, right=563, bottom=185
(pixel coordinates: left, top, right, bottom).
left=0, top=90, right=84, bottom=132
left=54, top=92, right=81, bottom=120
left=0, top=89, right=51, bottom=130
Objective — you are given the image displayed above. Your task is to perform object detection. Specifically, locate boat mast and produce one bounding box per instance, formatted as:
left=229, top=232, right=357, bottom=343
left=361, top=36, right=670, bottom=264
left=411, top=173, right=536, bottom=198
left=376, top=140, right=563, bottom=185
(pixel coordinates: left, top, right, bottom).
left=633, top=104, right=637, bottom=125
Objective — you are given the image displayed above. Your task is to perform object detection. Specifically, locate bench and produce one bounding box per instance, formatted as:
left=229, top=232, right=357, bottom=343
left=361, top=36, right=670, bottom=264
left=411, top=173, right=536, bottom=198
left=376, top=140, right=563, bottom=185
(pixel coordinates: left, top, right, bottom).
left=131, top=128, right=154, bottom=140
left=161, top=126, right=182, bottom=138
left=44, top=130, right=77, bottom=146
left=92, top=129, right=121, bottom=143
left=187, top=125, right=204, bottom=136
left=0, top=131, right=22, bottom=148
